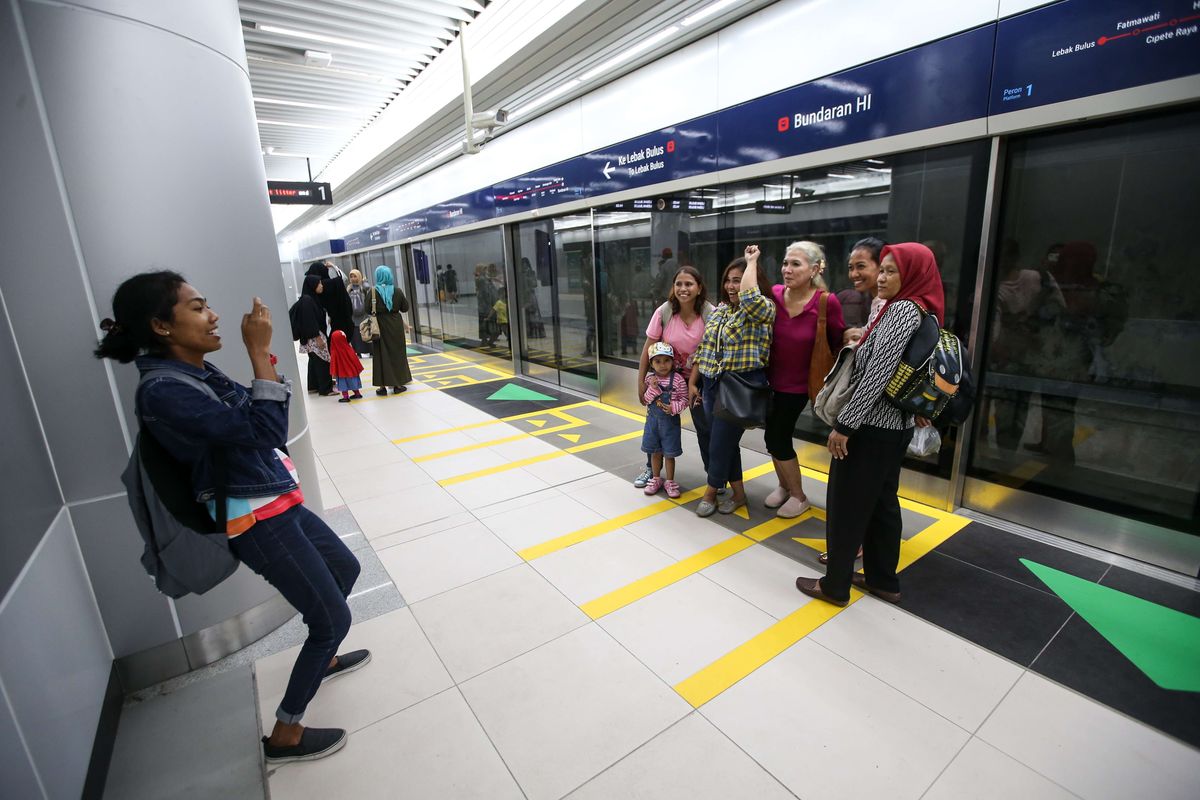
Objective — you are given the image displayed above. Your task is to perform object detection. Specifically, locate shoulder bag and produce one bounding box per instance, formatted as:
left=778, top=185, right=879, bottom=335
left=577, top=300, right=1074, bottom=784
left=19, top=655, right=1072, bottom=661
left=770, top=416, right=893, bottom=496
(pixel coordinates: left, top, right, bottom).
left=711, top=315, right=771, bottom=429
left=807, top=291, right=835, bottom=400
left=812, top=345, right=858, bottom=426
left=359, top=288, right=381, bottom=342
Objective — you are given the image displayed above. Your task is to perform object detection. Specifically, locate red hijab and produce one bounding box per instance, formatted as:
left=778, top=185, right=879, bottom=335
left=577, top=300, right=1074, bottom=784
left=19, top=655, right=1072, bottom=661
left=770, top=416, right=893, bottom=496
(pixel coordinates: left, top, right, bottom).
left=328, top=329, right=362, bottom=378
left=861, top=242, right=946, bottom=342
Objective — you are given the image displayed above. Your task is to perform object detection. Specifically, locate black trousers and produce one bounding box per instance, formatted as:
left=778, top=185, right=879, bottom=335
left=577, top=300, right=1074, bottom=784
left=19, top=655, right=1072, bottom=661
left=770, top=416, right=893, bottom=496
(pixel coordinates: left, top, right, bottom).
left=307, top=354, right=333, bottom=394
left=821, top=425, right=912, bottom=600
left=763, top=390, right=808, bottom=460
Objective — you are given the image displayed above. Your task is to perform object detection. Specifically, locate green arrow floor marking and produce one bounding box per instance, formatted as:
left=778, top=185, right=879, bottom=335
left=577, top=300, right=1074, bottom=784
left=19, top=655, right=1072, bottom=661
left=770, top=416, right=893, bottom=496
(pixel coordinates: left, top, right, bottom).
left=1022, top=559, right=1200, bottom=692
left=486, top=383, right=557, bottom=401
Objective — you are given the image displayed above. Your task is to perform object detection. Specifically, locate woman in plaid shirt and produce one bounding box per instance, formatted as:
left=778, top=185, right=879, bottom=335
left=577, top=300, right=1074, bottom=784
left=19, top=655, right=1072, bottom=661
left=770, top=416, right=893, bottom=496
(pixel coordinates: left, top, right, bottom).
left=688, top=245, right=776, bottom=517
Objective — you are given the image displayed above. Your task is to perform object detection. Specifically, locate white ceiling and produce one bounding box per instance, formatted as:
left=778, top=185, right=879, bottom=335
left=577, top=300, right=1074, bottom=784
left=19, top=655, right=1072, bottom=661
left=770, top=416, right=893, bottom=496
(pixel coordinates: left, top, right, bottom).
left=245, top=0, right=779, bottom=235
left=240, top=0, right=488, bottom=178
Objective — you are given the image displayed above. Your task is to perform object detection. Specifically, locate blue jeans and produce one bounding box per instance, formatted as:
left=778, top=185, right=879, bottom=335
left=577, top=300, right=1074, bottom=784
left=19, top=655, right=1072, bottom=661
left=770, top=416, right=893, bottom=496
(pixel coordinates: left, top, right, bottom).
left=230, top=504, right=360, bottom=724
left=643, top=388, right=712, bottom=473
left=702, top=370, right=767, bottom=490
left=641, top=404, right=682, bottom=458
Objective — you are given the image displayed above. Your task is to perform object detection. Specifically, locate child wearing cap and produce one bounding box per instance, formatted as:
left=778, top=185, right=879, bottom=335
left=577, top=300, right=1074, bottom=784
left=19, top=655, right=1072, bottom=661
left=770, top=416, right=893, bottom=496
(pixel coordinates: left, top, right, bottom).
left=641, top=342, right=689, bottom=498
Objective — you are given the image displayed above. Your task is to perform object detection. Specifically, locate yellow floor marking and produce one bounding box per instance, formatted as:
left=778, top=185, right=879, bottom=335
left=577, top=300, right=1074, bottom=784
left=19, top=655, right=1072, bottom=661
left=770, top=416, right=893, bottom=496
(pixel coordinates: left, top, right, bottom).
left=792, top=536, right=826, bottom=552
left=672, top=505, right=971, bottom=709
left=583, top=400, right=648, bottom=423
left=392, top=401, right=593, bottom=443
left=528, top=419, right=547, bottom=428
left=413, top=417, right=586, bottom=463
left=732, top=505, right=750, bottom=519
left=580, top=536, right=757, bottom=619
left=438, top=429, right=641, bottom=487
left=674, top=591, right=866, bottom=707
left=562, top=430, right=643, bottom=454
left=579, top=510, right=813, bottom=619
left=559, top=433, right=581, bottom=443
left=517, top=462, right=777, bottom=561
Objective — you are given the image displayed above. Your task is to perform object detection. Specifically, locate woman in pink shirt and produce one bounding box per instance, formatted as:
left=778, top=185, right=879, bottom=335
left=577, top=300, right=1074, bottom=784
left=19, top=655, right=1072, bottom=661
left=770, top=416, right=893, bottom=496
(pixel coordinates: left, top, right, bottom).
left=633, top=266, right=715, bottom=487
left=764, top=241, right=846, bottom=517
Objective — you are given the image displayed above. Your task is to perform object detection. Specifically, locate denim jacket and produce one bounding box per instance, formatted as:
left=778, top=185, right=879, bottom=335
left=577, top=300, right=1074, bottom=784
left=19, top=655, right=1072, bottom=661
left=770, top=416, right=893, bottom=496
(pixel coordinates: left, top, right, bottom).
left=134, top=357, right=296, bottom=502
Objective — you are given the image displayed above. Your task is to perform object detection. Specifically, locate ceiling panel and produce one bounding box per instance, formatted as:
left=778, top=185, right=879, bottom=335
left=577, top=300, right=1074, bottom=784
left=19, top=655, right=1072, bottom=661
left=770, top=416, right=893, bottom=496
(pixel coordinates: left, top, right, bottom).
left=239, top=0, right=486, bottom=170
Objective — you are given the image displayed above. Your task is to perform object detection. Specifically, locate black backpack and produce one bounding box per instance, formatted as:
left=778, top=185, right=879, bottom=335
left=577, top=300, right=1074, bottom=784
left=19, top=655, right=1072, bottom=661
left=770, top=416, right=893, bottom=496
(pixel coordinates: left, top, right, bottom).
left=884, top=308, right=975, bottom=425
left=122, top=369, right=236, bottom=598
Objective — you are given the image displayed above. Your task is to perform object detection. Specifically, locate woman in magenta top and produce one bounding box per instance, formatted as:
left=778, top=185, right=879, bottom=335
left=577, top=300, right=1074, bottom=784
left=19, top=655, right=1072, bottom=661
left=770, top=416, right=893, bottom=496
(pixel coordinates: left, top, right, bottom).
left=763, top=241, right=845, bottom=517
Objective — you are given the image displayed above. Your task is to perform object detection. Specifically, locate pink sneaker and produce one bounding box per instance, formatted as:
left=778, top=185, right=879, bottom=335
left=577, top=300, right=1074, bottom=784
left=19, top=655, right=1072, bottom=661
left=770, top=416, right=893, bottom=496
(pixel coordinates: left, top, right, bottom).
left=643, top=477, right=663, bottom=495
left=664, top=480, right=681, bottom=499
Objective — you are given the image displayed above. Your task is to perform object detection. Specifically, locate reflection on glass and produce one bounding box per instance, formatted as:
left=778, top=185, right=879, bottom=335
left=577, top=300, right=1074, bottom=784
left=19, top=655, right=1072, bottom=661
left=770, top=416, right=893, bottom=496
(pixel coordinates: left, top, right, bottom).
left=410, top=241, right=442, bottom=343
left=511, top=215, right=597, bottom=387
left=428, top=228, right=510, bottom=361
left=970, top=110, right=1200, bottom=534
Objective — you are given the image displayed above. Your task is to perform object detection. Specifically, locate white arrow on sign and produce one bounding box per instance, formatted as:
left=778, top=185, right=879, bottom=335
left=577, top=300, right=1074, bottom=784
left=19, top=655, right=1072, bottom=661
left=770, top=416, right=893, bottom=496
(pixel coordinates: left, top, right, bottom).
left=603, top=161, right=615, bottom=179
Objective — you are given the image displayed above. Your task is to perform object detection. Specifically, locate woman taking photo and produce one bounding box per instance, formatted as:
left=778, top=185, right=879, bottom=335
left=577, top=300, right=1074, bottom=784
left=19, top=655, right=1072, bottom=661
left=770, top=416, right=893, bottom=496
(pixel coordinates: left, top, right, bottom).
left=764, top=242, right=845, bottom=518
left=370, top=265, right=412, bottom=396
left=689, top=246, right=776, bottom=517
left=797, top=242, right=945, bottom=606
left=633, top=266, right=714, bottom=488
left=95, top=271, right=368, bottom=764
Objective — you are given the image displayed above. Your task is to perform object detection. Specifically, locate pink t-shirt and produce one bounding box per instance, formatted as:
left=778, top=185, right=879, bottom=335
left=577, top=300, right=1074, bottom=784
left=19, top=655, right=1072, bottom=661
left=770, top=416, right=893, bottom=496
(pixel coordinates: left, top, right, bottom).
left=768, top=286, right=846, bottom=394
left=645, top=309, right=706, bottom=378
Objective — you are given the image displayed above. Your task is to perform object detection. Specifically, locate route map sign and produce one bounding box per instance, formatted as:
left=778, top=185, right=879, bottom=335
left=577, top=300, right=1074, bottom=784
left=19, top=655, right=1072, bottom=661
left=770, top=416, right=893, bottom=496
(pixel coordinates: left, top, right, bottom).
left=991, top=0, right=1200, bottom=114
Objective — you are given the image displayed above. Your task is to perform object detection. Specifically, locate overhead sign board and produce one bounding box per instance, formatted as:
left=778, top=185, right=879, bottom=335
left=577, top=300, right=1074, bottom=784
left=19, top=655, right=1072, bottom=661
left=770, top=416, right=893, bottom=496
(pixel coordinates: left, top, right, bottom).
left=754, top=200, right=793, bottom=214
left=715, top=25, right=994, bottom=170
left=267, top=181, right=333, bottom=205
left=990, top=0, right=1200, bottom=114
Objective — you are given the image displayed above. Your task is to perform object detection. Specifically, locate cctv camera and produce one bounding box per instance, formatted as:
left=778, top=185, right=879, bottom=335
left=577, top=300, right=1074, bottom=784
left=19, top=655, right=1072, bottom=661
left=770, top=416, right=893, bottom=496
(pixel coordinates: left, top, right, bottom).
left=471, top=109, right=509, bottom=130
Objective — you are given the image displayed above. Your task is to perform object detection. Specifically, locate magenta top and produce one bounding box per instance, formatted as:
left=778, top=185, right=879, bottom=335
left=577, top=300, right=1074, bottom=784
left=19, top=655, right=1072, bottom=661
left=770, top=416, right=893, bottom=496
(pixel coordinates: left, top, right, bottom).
left=768, top=285, right=846, bottom=395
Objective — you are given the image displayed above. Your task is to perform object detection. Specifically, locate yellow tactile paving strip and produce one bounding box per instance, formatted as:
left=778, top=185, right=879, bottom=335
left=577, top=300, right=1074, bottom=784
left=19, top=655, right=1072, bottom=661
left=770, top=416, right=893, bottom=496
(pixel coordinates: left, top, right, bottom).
left=398, top=395, right=971, bottom=710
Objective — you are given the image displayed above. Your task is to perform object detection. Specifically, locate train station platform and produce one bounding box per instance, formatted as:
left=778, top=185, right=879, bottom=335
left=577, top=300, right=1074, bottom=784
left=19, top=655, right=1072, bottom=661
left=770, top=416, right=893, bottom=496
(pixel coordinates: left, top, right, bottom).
left=102, top=346, right=1200, bottom=799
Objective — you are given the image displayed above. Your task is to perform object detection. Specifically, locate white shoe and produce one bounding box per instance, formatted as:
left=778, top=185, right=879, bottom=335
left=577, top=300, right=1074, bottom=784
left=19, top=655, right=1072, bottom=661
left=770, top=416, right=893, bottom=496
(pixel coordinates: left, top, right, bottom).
left=764, top=485, right=788, bottom=509
left=776, top=496, right=811, bottom=518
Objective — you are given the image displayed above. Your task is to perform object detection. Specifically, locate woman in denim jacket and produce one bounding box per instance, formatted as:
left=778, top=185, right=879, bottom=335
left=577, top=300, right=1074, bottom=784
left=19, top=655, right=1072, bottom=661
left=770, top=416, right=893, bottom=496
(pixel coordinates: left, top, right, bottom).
left=95, top=271, right=368, bottom=765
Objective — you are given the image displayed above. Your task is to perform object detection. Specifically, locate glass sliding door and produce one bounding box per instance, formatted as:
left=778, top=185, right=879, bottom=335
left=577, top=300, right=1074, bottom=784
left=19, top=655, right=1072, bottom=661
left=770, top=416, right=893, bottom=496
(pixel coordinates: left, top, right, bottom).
left=409, top=240, right=442, bottom=347
left=511, top=214, right=598, bottom=392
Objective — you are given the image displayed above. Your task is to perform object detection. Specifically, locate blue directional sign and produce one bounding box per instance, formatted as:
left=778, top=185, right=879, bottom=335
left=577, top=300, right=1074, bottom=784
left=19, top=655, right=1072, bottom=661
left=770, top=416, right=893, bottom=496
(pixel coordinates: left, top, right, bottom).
left=991, top=0, right=1200, bottom=114
left=716, top=25, right=994, bottom=170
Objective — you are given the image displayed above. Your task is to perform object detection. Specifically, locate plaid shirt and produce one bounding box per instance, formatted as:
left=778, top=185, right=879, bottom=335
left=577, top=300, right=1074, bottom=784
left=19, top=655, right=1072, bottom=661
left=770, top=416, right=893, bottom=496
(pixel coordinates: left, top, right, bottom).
left=694, top=287, right=775, bottom=378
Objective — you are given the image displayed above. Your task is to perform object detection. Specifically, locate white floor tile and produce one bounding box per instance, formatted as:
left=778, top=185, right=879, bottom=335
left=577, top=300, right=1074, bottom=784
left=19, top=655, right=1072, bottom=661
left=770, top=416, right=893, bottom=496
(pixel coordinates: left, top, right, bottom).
left=255, top=608, right=452, bottom=736
left=330, top=459, right=434, bottom=504
left=598, top=575, right=777, bottom=684
left=701, top=638, right=968, bottom=800
left=460, top=624, right=690, bottom=800
left=377, top=521, right=522, bottom=603
left=625, top=506, right=736, bottom=561
left=416, top=447, right=509, bottom=482
left=347, top=484, right=465, bottom=540
left=810, top=599, right=1023, bottom=731
left=442, top=468, right=552, bottom=510
left=411, top=564, right=588, bottom=682
left=566, top=713, right=795, bottom=800
left=701, top=543, right=821, bottom=619
left=923, top=737, right=1079, bottom=800
left=310, top=426, right=390, bottom=455
left=396, top=430, right=476, bottom=460
left=268, top=688, right=524, bottom=800
left=317, top=478, right=344, bottom=510
left=370, top=510, right=477, bottom=551
left=318, top=441, right=408, bottom=478
left=532, top=530, right=676, bottom=606
left=522, top=452, right=605, bottom=487
left=569, top=474, right=671, bottom=518
left=471, top=485, right=563, bottom=520
left=977, top=672, right=1200, bottom=800
left=480, top=493, right=605, bottom=551
left=487, top=434, right=561, bottom=461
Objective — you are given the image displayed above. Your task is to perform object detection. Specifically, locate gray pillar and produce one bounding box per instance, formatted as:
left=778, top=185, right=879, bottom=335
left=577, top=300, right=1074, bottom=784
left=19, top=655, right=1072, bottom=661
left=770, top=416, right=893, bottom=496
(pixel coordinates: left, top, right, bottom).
left=1, top=0, right=316, bottom=689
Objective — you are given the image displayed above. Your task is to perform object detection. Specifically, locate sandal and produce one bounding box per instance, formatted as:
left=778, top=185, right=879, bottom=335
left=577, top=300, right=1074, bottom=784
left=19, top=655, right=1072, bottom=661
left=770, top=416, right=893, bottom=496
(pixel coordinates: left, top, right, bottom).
left=818, top=546, right=863, bottom=565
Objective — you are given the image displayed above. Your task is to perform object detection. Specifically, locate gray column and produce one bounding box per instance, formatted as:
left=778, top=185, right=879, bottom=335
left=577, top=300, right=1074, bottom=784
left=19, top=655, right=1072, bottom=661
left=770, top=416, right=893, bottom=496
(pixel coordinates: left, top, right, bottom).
left=1, top=0, right=316, bottom=691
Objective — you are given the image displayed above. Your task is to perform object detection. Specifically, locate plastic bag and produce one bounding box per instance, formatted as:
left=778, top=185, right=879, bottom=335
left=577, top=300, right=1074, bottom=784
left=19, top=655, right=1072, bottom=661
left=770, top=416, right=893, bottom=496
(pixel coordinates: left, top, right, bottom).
left=908, top=425, right=942, bottom=457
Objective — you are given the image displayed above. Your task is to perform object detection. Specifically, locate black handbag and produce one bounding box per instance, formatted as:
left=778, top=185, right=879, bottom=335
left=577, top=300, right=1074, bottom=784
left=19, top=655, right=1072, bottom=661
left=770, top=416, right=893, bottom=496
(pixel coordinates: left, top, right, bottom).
left=713, top=370, right=771, bottom=429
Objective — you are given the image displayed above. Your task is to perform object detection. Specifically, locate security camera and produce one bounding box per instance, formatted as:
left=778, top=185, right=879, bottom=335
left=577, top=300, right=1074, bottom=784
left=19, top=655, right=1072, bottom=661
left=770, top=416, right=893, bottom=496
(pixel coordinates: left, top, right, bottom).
left=471, top=109, right=509, bottom=130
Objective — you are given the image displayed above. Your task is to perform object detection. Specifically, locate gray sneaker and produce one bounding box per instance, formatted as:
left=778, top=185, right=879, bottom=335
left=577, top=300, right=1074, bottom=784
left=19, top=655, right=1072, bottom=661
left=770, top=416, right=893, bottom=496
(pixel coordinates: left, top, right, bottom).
left=696, top=499, right=717, bottom=517
left=633, top=466, right=653, bottom=488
